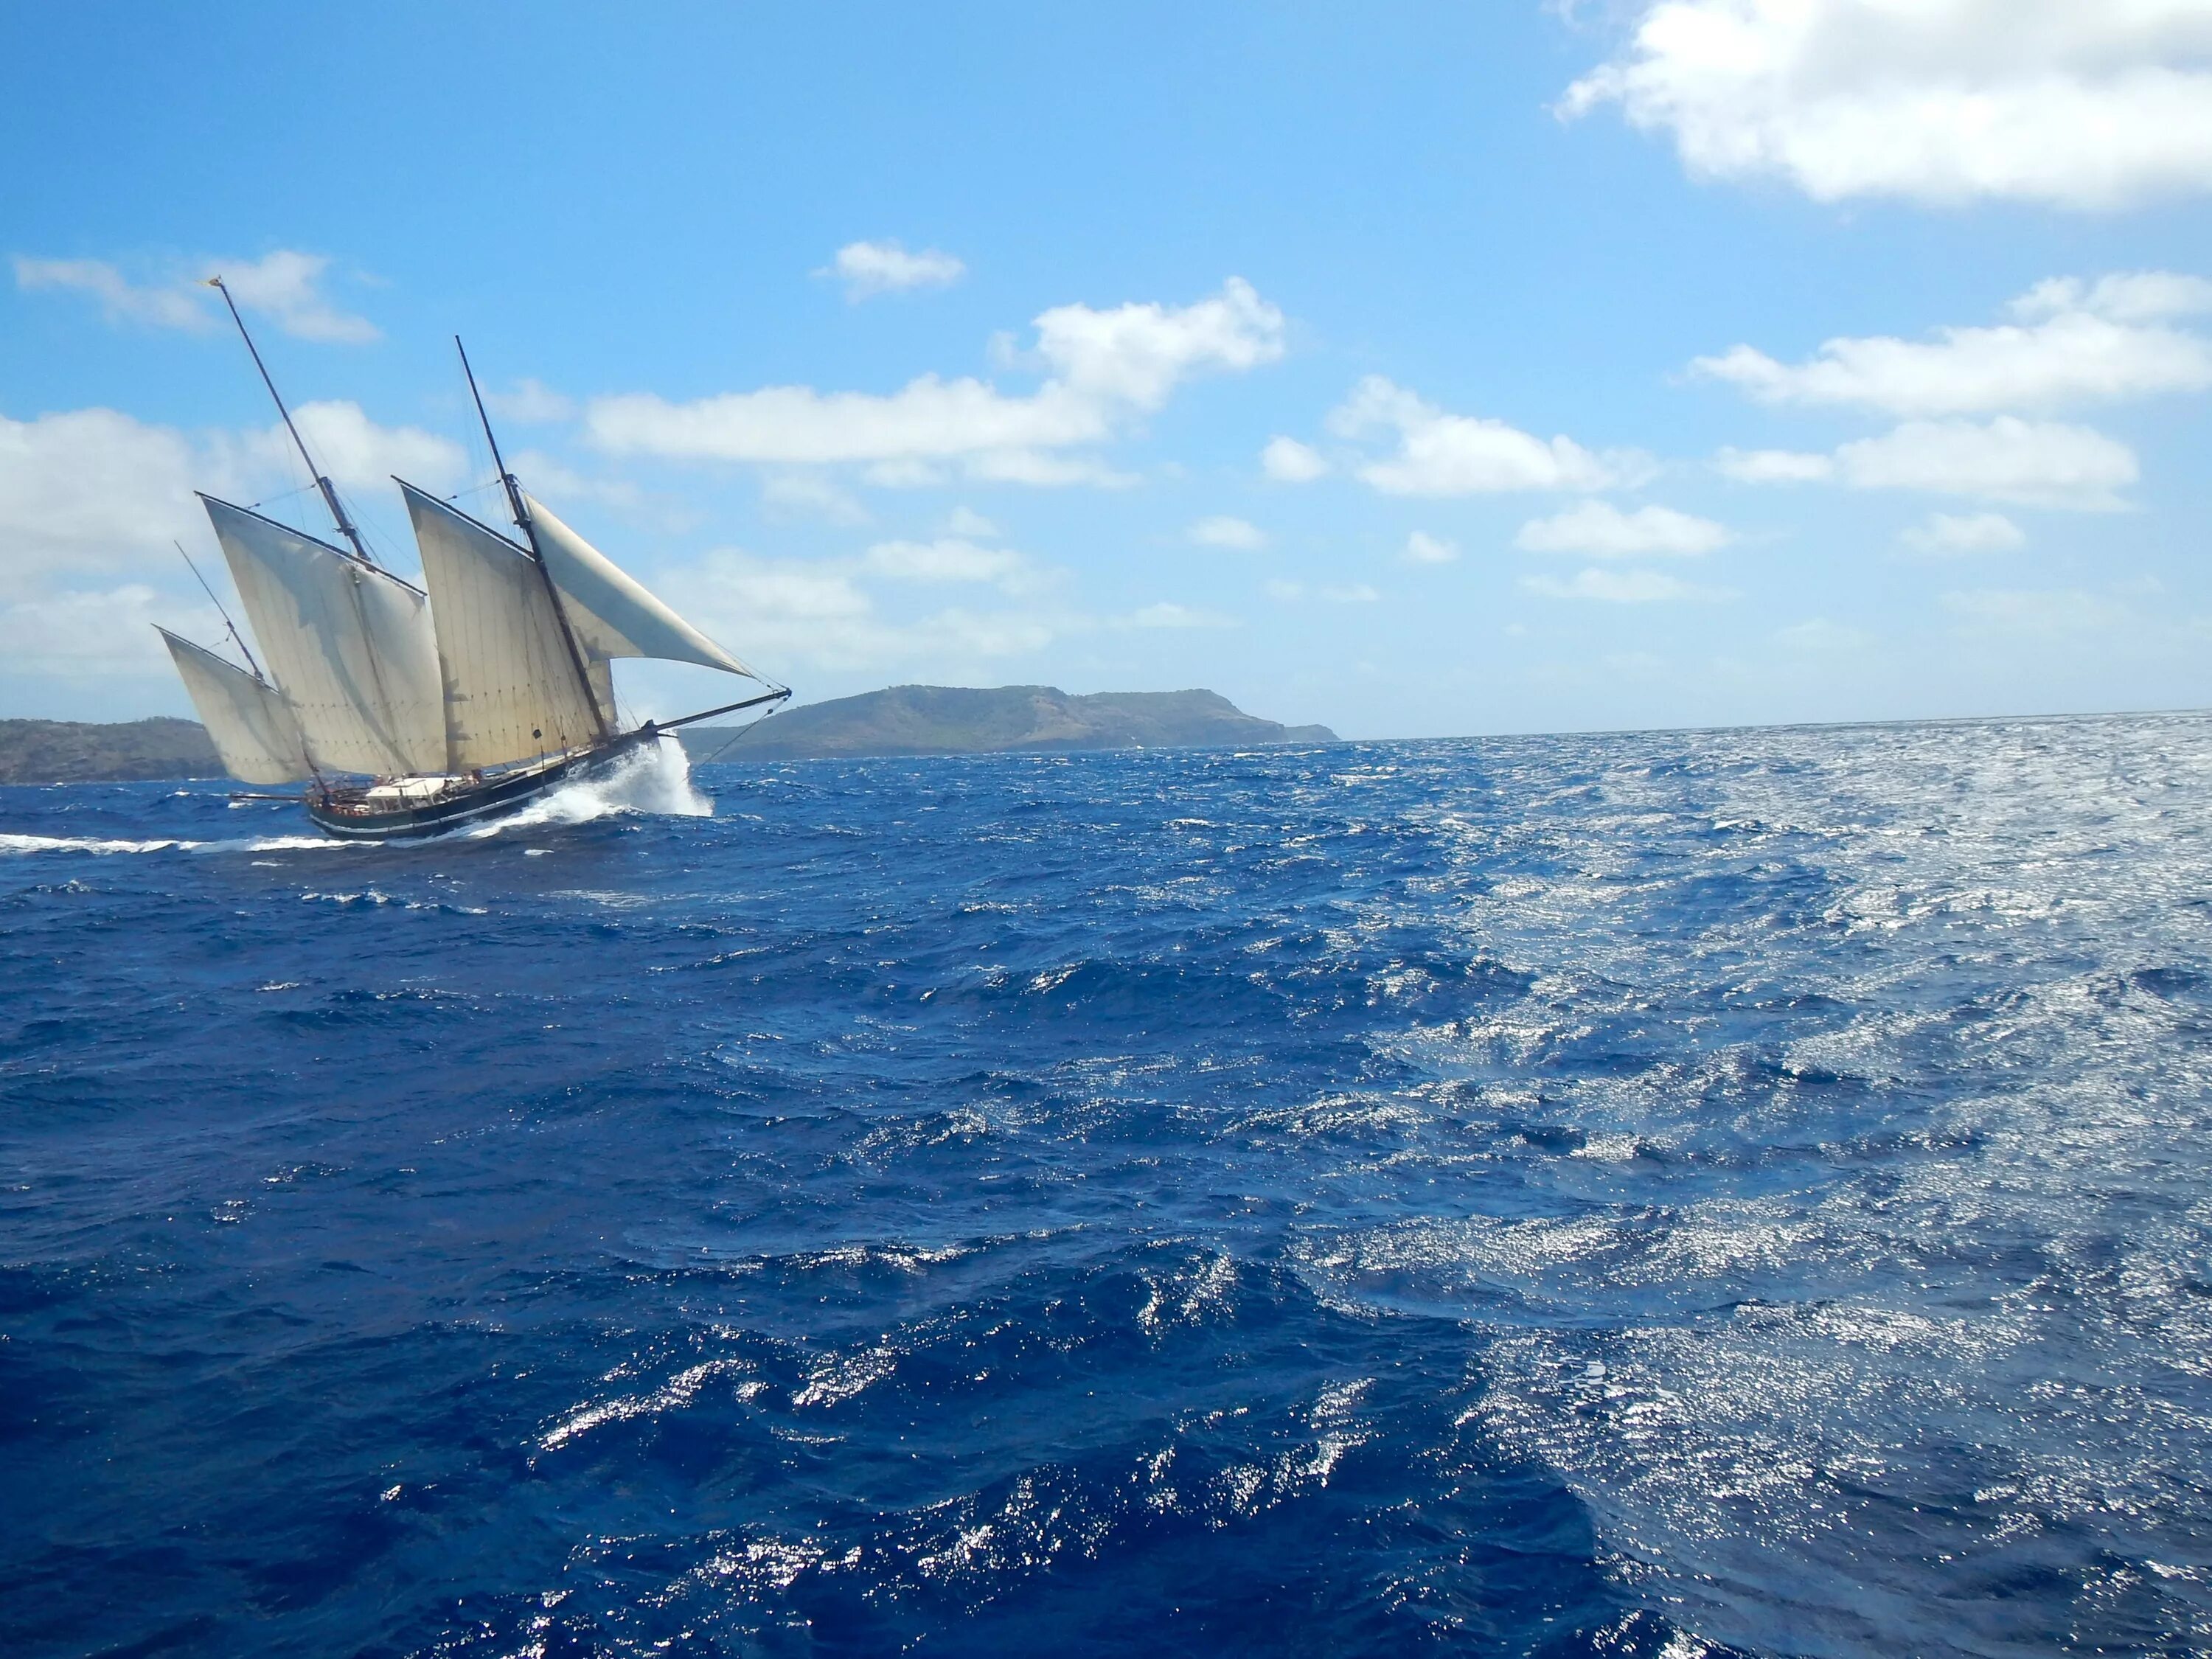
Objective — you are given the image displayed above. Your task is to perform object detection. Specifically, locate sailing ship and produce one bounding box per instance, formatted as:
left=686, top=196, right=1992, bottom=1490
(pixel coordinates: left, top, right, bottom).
left=160, top=279, right=785, bottom=841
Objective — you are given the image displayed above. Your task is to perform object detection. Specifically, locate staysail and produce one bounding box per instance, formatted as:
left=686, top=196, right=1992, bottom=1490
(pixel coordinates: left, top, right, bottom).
left=522, top=493, right=757, bottom=692
left=158, top=628, right=311, bottom=784
left=399, top=481, right=605, bottom=771
left=201, top=496, right=447, bottom=776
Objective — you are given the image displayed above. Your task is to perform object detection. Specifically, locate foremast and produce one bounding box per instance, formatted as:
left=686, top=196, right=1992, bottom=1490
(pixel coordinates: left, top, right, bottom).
left=456, top=337, right=612, bottom=744
left=207, top=275, right=375, bottom=570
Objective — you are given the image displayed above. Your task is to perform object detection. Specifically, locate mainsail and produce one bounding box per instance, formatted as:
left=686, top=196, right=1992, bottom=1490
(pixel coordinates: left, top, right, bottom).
left=201, top=495, right=447, bottom=776
left=399, top=481, right=605, bottom=771
left=158, top=628, right=310, bottom=784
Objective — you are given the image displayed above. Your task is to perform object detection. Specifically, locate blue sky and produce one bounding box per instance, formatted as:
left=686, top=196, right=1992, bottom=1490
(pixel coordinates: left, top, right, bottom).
left=4, top=1, right=2210, bottom=737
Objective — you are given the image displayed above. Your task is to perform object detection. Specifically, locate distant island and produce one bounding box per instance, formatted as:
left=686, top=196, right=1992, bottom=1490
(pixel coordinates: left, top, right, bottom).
left=679, top=686, right=1336, bottom=762
left=0, top=689, right=1335, bottom=783
left=0, top=717, right=222, bottom=785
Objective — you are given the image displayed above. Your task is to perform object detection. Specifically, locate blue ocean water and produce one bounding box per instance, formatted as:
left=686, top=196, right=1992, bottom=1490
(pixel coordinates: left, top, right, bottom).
left=4, top=715, right=2211, bottom=1658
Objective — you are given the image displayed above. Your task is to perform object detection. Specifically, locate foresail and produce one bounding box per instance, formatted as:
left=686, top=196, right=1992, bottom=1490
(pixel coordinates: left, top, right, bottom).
left=400, top=482, right=604, bottom=771
left=201, top=496, right=447, bottom=776
left=158, top=628, right=310, bottom=785
left=523, top=493, right=757, bottom=680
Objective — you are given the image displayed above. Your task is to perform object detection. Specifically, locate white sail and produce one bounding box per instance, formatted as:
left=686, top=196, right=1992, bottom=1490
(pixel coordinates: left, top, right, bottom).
left=522, top=493, right=757, bottom=683
left=159, top=628, right=311, bottom=785
left=400, top=481, right=604, bottom=771
left=201, top=496, right=448, bottom=776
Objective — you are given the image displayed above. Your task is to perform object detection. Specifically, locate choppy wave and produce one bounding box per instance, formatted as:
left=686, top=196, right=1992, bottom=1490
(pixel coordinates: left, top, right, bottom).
left=4, top=713, right=2211, bottom=1657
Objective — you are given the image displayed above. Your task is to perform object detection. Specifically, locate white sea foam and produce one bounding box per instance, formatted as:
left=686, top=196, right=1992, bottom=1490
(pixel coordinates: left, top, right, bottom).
left=0, top=832, right=354, bottom=857
left=539, top=1357, right=760, bottom=1452
left=0, top=833, right=187, bottom=856
left=3, top=742, right=706, bottom=855
left=463, top=737, right=712, bottom=837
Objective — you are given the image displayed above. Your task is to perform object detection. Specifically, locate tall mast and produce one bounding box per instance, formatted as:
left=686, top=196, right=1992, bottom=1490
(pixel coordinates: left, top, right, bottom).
left=456, top=335, right=613, bottom=742
left=206, top=274, right=376, bottom=568
left=457, top=335, right=535, bottom=544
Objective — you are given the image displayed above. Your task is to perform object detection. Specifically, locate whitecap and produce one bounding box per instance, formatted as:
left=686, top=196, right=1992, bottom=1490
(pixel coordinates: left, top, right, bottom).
left=461, top=737, right=712, bottom=838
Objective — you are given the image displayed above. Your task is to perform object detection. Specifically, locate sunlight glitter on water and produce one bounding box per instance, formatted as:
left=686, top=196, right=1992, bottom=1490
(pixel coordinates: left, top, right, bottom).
left=4, top=714, right=2211, bottom=1658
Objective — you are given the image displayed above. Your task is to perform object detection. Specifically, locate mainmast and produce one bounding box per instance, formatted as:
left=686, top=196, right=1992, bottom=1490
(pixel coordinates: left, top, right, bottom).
left=206, top=274, right=376, bottom=568
left=456, top=336, right=613, bottom=742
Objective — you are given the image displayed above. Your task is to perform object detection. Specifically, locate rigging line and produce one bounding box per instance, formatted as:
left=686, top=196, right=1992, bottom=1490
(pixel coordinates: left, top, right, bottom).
left=697, top=706, right=779, bottom=767
left=246, top=479, right=319, bottom=512
left=175, top=541, right=265, bottom=681
left=205, top=274, right=378, bottom=569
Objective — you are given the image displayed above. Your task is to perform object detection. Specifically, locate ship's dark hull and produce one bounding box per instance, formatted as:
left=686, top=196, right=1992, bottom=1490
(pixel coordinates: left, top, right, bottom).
left=304, top=729, right=658, bottom=841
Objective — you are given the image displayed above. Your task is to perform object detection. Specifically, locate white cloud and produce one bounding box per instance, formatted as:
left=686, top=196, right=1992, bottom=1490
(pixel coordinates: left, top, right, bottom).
left=762, top=471, right=872, bottom=524
left=1691, top=272, right=2212, bottom=415
left=0, top=585, right=200, bottom=678
left=1125, top=602, right=1237, bottom=629
left=664, top=549, right=1062, bottom=671
left=13, top=258, right=207, bottom=330
left=1715, top=446, right=1834, bottom=482
left=15, top=250, right=378, bottom=343
left=1261, top=435, right=1329, bottom=482
left=863, top=458, right=947, bottom=489
left=959, top=448, right=1139, bottom=488
left=585, top=278, right=1281, bottom=484
left=1515, top=499, right=1733, bottom=556
left=1560, top=0, right=2212, bottom=208
left=1719, top=417, right=2137, bottom=508
left=0, top=400, right=479, bottom=682
left=1775, top=618, right=1873, bottom=650
left=485, top=379, right=576, bottom=423
left=1902, top=511, right=2026, bottom=554
left=945, top=506, right=998, bottom=538
left=0, top=402, right=462, bottom=583
left=1835, top=417, right=2136, bottom=509
left=1941, top=586, right=2134, bottom=635
left=0, top=408, right=207, bottom=582
left=590, top=377, right=1103, bottom=467
left=282, top=401, right=467, bottom=495
left=1403, top=531, right=1460, bottom=564
left=509, top=451, right=645, bottom=512
left=1034, top=277, right=1284, bottom=406
left=213, top=252, right=379, bottom=344
left=1265, top=579, right=1305, bottom=602
left=1319, top=582, right=1380, bottom=603
left=1326, top=375, right=1639, bottom=495
left=1189, top=515, right=1268, bottom=550
left=822, top=240, right=967, bottom=300
left=1520, top=568, right=1724, bottom=602
left=917, top=608, right=1061, bottom=658
left=863, top=537, right=1037, bottom=591
left=2011, top=271, right=2212, bottom=323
